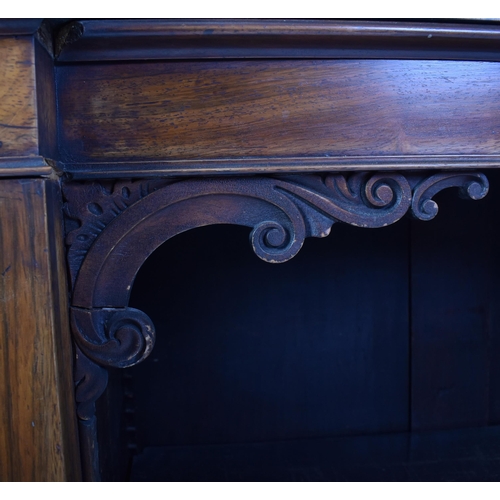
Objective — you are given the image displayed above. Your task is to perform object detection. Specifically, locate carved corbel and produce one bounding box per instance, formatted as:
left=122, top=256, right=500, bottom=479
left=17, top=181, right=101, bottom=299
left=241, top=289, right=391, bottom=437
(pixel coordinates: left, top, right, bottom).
left=62, top=171, right=488, bottom=479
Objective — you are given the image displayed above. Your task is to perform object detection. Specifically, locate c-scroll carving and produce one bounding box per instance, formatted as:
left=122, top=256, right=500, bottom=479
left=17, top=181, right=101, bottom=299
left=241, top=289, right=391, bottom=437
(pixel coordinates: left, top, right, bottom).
left=63, top=171, right=488, bottom=480
left=71, top=307, right=155, bottom=369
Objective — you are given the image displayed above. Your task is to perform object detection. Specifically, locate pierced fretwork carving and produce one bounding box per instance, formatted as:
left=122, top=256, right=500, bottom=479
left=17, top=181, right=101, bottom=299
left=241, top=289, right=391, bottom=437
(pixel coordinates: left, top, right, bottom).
left=63, top=171, right=488, bottom=480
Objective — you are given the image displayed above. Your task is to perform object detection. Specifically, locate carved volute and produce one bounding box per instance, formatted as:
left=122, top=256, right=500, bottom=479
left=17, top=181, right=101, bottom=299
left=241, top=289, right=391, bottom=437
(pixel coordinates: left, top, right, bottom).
left=63, top=171, right=489, bottom=480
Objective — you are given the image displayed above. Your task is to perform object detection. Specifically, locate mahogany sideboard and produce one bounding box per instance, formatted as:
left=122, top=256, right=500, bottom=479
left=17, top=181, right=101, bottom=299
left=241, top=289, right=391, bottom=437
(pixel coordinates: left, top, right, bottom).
left=2, top=19, right=500, bottom=481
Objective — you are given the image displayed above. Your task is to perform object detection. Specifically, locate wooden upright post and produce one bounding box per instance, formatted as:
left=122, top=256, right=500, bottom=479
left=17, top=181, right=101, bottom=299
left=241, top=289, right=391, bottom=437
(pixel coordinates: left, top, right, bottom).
left=0, top=21, right=81, bottom=481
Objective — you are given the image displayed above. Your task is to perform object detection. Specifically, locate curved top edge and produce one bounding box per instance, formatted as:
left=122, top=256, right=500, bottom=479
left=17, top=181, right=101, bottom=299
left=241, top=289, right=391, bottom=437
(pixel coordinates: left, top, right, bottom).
left=54, top=19, right=500, bottom=63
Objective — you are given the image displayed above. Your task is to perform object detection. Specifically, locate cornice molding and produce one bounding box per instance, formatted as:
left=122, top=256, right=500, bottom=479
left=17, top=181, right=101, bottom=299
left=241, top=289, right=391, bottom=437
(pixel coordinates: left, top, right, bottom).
left=54, top=19, right=500, bottom=62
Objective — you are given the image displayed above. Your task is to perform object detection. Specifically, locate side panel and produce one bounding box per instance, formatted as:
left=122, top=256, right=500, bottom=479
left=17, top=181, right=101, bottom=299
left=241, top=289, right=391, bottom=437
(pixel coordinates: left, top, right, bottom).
left=0, top=178, right=81, bottom=481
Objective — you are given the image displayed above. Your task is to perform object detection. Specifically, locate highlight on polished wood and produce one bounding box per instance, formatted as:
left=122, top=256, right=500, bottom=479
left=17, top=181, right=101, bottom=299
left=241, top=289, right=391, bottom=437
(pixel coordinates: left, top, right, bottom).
left=0, top=29, right=54, bottom=176
left=57, top=58, right=500, bottom=176
left=0, top=37, right=38, bottom=158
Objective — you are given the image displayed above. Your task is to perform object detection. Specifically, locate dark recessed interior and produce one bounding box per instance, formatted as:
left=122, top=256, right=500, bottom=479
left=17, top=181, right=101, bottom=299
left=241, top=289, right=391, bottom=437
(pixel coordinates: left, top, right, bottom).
left=97, top=170, right=500, bottom=481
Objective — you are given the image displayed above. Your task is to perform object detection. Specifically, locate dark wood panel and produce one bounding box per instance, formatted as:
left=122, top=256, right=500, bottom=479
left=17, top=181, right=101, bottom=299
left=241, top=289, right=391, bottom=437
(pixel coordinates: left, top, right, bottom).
left=54, top=19, right=500, bottom=62
left=128, top=222, right=410, bottom=447
left=35, top=39, right=57, bottom=159
left=410, top=170, right=500, bottom=430
left=57, top=59, right=500, bottom=170
left=0, top=178, right=81, bottom=481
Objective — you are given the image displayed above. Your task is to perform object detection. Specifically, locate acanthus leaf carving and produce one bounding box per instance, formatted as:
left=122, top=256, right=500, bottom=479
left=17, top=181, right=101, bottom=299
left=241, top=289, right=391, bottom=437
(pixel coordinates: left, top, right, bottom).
left=63, top=178, right=173, bottom=285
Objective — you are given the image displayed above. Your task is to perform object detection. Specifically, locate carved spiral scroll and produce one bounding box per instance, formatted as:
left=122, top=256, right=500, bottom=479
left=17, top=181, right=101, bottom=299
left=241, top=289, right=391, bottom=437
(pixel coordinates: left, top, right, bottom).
left=411, top=172, right=489, bottom=220
left=64, top=171, right=490, bottom=373
left=251, top=221, right=297, bottom=262
left=278, top=172, right=412, bottom=229
left=64, top=172, right=489, bottom=367
left=71, top=307, right=155, bottom=369
left=64, top=170, right=489, bottom=481
left=325, top=172, right=405, bottom=209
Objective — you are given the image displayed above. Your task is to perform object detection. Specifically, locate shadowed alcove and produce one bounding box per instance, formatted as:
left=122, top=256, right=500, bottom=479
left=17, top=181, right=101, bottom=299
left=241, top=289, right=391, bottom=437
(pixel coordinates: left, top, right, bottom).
left=96, top=171, right=500, bottom=481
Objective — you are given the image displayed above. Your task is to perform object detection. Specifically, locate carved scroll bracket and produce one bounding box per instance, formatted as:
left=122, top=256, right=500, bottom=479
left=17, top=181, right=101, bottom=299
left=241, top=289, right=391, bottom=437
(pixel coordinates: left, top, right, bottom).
left=63, top=171, right=489, bottom=371
left=62, top=170, right=489, bottom=480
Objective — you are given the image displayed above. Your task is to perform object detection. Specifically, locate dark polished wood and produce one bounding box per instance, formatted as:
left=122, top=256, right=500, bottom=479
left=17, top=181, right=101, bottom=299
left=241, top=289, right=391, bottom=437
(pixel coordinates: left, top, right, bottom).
left=55, top=19, right=500, bottom=62
left=57, top=58, right=500, bottom=176
left=2, top=18, right=500, bottom=482
left=35, top=38, right=57, bottom=159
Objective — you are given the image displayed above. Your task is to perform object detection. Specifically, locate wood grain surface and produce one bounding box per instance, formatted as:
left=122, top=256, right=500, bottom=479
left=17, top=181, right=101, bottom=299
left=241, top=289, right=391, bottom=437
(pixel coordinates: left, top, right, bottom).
left=57, top=59, right=500, bottom=171
left=0, top=179, right=81, bottom=481
left=0, top=37, right=38, bottom=158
